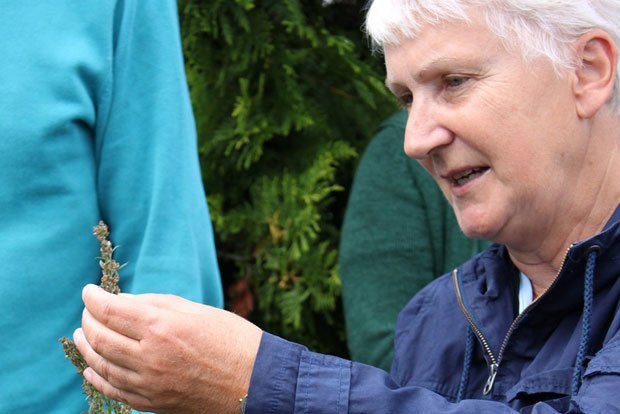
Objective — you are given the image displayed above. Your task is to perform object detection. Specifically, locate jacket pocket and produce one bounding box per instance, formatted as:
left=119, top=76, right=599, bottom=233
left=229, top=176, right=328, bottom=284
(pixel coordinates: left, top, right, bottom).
left=577, top=344, right=620, bottom=413
left=582, top=340, right=620, bottom=378
left=505, top=368, right=573, bottom=408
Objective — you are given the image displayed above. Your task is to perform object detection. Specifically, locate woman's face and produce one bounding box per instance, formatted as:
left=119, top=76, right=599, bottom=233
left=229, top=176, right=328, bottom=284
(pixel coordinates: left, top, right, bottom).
left=384, top=14, right=589, bottom=248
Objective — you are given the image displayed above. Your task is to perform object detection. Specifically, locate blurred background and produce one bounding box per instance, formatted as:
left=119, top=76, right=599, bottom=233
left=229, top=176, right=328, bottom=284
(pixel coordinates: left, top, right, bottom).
left=180, top=0, right=398, bottom=356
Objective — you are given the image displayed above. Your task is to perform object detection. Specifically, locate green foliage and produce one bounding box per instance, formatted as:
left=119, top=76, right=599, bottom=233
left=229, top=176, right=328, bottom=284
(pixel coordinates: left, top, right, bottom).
left=180, top=0, right=397, bottom=354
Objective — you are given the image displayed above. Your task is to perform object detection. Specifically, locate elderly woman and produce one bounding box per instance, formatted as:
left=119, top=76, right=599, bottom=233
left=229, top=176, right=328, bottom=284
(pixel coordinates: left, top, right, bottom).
left=74, top=0, right=620, bottom=412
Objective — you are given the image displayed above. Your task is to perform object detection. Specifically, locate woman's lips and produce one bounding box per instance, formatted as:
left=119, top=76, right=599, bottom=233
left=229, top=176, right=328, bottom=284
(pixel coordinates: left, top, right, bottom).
left=452, top=167, right=489, bottom=187
left=444, top=166, right=490, bottom=196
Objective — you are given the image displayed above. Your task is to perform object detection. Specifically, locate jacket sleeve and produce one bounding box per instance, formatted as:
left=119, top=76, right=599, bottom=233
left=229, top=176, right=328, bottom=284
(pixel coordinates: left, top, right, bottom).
left=339, top=112, right=440, bottom=371
left=93, top=0, right=223, bottom=306
left=245, top=333, right=620, bottom=413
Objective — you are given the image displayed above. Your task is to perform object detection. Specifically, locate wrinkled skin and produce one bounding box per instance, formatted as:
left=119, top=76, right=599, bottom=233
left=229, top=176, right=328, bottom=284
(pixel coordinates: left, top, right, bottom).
left=74, top=285, right=262, bottom=414
left=384, top=13, right=620, bottom=295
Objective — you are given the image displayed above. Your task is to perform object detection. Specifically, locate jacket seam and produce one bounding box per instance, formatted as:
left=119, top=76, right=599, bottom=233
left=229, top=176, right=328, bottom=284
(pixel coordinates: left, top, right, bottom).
left=337, top=363, right=342, bottom=414
left=302, top=356, right=313, bottom=414
left=586, top=364, right=620, bottom=373
left=268, top=340, right=294, bottom=414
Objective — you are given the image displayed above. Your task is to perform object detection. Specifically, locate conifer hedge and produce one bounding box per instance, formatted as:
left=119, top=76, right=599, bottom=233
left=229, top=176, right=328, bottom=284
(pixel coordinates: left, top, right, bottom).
left=180, top=0, right=397, bottom=355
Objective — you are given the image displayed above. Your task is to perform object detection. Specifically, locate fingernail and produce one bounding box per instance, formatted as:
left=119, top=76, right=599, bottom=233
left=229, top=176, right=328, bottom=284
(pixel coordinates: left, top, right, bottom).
left=83, top=368, right=92, bottom=381
left=73, top=328, right=83, bottom=344
left=82, top=284, right=97, bottom=301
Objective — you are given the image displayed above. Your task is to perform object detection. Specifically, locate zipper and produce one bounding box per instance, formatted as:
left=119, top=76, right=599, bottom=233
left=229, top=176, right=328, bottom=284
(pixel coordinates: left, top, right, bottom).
left=452, top=243, right=574, bottom=396
left=483, top=363, right=498, bottom=395
left=452, top=269, right=498, bottom=394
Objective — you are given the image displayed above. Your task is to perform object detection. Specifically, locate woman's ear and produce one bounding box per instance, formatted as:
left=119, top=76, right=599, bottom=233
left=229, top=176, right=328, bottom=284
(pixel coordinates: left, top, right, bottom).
left=572, top=29, right=618, bottom=119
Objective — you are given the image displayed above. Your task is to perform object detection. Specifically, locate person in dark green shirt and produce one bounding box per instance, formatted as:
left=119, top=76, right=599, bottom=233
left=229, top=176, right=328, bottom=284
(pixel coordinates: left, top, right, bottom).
left=339, top=110, right=489, bottom=371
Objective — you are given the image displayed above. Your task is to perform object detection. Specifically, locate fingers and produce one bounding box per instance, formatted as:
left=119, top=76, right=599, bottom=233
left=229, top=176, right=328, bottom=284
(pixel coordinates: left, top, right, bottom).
left=80, top=309, right=141, bottom=371
left=82, top=284, right=152, bottom=340
left=74, top=328, right=144, bottom=394
left=82, top=367, right=153, bottom=411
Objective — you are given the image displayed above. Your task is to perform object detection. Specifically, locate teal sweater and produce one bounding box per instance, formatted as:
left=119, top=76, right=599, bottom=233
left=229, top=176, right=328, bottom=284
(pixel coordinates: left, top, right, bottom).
left=0, top=1, right=223, bottom=412
left=339, top=111, right=489, bottom=371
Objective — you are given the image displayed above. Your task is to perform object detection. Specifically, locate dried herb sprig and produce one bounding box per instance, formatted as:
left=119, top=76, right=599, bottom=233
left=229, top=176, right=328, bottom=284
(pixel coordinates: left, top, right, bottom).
left=59, top=221, right=132, bottom=414
left=93, top=221, right=123, bottom=295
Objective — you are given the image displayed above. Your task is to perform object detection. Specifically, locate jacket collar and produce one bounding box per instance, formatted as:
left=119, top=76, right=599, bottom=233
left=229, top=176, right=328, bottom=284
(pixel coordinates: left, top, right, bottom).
left=456, top=205, right=620, bottom=357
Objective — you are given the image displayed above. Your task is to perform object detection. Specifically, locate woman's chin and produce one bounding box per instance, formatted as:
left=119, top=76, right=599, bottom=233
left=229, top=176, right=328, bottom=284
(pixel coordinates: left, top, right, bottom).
left=456, top=213, right=501, bottom=241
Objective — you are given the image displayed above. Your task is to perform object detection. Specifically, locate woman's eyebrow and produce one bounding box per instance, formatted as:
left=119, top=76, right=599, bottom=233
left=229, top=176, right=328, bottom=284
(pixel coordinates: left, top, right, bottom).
left=414, top=56, right=488, bottom=82
left=384, top=57, right=458, bottom=90
left=415, top=57, right=460, bottom=79
left=385, top=57, right=475, bottom=92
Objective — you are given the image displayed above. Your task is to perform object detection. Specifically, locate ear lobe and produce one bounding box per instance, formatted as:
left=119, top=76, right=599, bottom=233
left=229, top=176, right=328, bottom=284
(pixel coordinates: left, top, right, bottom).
left=573, top=30, right=618, bottom=119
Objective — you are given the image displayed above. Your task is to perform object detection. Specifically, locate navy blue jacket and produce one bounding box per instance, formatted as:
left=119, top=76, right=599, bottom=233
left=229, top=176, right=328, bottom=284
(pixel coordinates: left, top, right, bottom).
left=246, top=208, right=620, bottom=413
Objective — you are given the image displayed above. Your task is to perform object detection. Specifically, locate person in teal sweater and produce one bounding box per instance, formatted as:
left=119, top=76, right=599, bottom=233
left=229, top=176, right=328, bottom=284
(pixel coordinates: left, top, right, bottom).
left=339, top=110, right=489, bottom=371
left=0, top=1, right=223, bottom=412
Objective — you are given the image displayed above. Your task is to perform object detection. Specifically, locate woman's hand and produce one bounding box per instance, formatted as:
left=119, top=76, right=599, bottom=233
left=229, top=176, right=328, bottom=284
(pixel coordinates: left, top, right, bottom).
left=74, top=285, right=262, bottom=414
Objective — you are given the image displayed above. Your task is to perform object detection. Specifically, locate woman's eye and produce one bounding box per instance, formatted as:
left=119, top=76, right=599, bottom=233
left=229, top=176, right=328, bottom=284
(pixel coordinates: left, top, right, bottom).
left=444, top=76, right=468, bottom=88
left=398, top=93, right=413, bottom=108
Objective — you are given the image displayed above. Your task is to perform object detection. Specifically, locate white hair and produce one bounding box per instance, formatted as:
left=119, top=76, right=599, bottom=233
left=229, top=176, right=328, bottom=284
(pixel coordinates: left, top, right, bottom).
left=365, top=0, right=620, bottom=109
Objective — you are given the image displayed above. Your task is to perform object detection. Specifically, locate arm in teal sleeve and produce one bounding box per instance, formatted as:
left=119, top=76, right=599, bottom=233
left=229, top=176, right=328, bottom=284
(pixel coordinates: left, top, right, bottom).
left=94, top=0, right=223, bottom=306
left=339, top=112, right=439, bottom=371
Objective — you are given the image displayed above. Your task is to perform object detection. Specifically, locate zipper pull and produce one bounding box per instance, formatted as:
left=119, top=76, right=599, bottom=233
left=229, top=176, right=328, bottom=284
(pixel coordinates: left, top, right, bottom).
left=483, top=363, right=498, bottom=395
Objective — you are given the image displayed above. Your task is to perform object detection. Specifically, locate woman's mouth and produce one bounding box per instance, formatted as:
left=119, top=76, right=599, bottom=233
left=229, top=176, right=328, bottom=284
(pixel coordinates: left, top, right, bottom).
left=451, top=167, right=489, bottom=187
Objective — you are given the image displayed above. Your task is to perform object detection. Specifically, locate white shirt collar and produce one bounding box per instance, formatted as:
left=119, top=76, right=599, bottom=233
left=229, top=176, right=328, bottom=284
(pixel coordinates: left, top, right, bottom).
left=518, top=272, right=533, bottom=314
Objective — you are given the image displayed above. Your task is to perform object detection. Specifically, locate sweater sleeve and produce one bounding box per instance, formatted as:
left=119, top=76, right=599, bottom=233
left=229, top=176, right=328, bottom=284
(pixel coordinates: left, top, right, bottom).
left=93, top=0, right=223, bottom=306
left=339, top=111, right=439, bottom=370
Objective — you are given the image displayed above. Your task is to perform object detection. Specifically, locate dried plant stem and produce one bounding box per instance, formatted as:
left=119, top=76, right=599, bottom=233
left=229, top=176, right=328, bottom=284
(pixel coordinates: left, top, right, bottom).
left=59, top=221, right=132, bottom=414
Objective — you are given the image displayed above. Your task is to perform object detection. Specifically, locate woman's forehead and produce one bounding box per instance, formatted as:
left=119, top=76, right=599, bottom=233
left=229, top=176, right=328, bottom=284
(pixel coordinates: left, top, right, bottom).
left=384, top=19, right=507, bottom=84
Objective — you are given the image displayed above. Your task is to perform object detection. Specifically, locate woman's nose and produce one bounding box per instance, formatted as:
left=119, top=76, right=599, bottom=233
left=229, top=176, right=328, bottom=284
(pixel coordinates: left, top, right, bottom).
left=403, top=100, right=453, bottom=159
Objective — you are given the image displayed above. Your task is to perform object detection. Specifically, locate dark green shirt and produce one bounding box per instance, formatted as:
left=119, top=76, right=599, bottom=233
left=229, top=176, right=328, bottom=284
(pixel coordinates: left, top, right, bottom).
left=339, top=111, right=489, bottom=371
